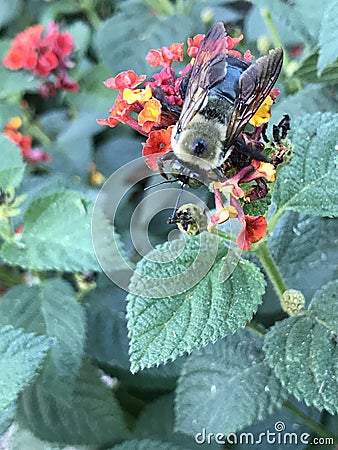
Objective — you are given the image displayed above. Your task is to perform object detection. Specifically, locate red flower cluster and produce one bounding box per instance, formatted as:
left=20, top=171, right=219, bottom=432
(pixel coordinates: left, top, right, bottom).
left=97, top=28, right=284, bottom=250
left=4, top=117, right=51, bottom=165
left=3, top=22, right=79, bottom=97
left=208, top=159, right=275, bottom=250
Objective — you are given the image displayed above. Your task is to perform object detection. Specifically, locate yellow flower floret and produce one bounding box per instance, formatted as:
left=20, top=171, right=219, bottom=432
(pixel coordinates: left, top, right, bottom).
left=123, top=85, right=152, bottom=104
left=249, top=95, right=273, bottom=127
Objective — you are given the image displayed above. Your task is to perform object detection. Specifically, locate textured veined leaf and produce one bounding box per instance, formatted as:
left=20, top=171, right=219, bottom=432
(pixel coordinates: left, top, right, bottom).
left=272, top=113, right=338, bottom=217
left=176, top=329, right=286, bottom=437
left=0, top=326, right=51, bottom=410
left=127, top=234, right=265, bottom=372
left=264, top=280, right=338, bottom=414
left=0, top=191, right=100, bottom=271
left=0, top=279, right=85, bottom=400
left=16, top=360, right=130, bottom=445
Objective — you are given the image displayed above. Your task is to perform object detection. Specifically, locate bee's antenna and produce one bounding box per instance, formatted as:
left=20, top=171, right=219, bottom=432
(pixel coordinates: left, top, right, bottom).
left=144, top=179, right=176, bottom=191
left=168, top=184, right=184, bottom=223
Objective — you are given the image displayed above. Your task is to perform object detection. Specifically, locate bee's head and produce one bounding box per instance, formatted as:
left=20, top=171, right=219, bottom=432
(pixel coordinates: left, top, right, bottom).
left=192, top=138, right=208, bottom=156
left=172, top=118, right=225, bottom=170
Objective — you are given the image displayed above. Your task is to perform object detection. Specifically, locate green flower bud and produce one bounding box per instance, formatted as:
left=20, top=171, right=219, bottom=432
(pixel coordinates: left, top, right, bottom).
left=281, top=289, right=306, bottom=316
left=257, top=36, right=272, bottom=55
left=201, top=8, right=214, bottom=24
left=170, top=203, right=207, bottom=236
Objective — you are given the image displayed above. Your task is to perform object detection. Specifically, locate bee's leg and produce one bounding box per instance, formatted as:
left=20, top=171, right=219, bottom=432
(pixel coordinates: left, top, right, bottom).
left=273, top=114, right=291, bottom=143
left=235, top=140, right=270, bottom=163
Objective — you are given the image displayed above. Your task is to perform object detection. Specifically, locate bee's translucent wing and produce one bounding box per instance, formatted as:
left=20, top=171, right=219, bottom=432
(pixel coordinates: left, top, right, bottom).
left=224, top=48, right=283, bottom=149
left=174, top=22, right=228, bottom=135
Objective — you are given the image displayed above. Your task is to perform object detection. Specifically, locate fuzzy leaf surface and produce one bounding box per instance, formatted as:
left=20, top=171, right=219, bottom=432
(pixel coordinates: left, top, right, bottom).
left=0, top=191, right=100, bottom=271
left=0, top=279, right=86, bottom=400
left=176, top=329, right=286, bottom=436
left=272, top=113, right=338, bottom=217
left=264, top=281, right=338, bottom=414
left=0, top=326, right=51, bottom=410
left=127, top=234, right=265, bottom=372
left=16, top=360, right=129, bottom=445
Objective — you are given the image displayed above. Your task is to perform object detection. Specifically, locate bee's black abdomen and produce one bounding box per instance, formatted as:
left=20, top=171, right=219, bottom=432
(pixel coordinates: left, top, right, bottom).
left=209, top=56, right=250, bottom=104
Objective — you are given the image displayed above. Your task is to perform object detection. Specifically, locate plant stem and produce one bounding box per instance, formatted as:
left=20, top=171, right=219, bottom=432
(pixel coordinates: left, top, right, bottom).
left=284, top=401, right=338, bottom=441
left=255, top=241, right=287, bottom=299
left=80, top=0, right=101, bottom=30
left=28, top=123, right=52, bottom=147
left=266, top=205, right=286, bottom=237
left=176, top=0, right=185, bottom=14
left=261, top=8, right=291, bottom=69
left=210, top=228, right=236, bottom=242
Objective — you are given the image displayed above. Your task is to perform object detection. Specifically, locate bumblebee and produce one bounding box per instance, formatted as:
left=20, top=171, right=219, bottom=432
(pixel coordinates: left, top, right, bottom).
left=157, top=22, right=283, bottom=185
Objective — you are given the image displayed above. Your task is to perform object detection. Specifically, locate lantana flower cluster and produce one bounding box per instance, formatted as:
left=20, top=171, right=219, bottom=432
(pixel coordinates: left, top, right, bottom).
left=98, top=30, right=286, bottom=250
left=4, top=117, right=51, bottom=165
left=3, top=21, right=79, bottom=97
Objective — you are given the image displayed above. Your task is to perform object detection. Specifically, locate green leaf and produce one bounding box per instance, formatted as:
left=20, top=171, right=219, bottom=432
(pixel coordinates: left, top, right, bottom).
left=135, top=394, right=221, bottom=450
left=264, top=280, right=338, bottom=414
left=0, top=280, right=86, bottom=400
left=268, top=212, right=338, bottom=300
left=39, top=0, right=82, bottom=25
left=0, top=102, right=20, bottom=128
left=47, top=136, right=93, bottom=178
left=292, top=51, right=338, bottom=85
left=94, top=3, right=195, bottom=75
left=85, top=274, right=130, bottom=370
left=0, top=135, right=25, bottom=191
left=67, top=21, right=91, bottom=57
left=251, top=0, right=322, bottom=43
left=1, top=191, right=100, bottom=271
left=127, top=234, right=265, bottom=372
left=16, top=360, right=130, bottom=445
left=0, top=0, right=22, bottom=28
left=318, top=0, right=338, bottom=74
left=272, top=84, right=338, bottom=123
left=110, top=440, right=187, bottom=450
left=0, top=55, right=40, bottom=99
left=9, top=427, right=65, bottom=450
left=0, top=402, right=15, bottom=435
left=176, top=329, right=286, bottom=437
left=271, top=113, right=338, bottom=217
left=91, top=208, right=129, bottom=277
left=0, top=325, right=51, bottom=410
